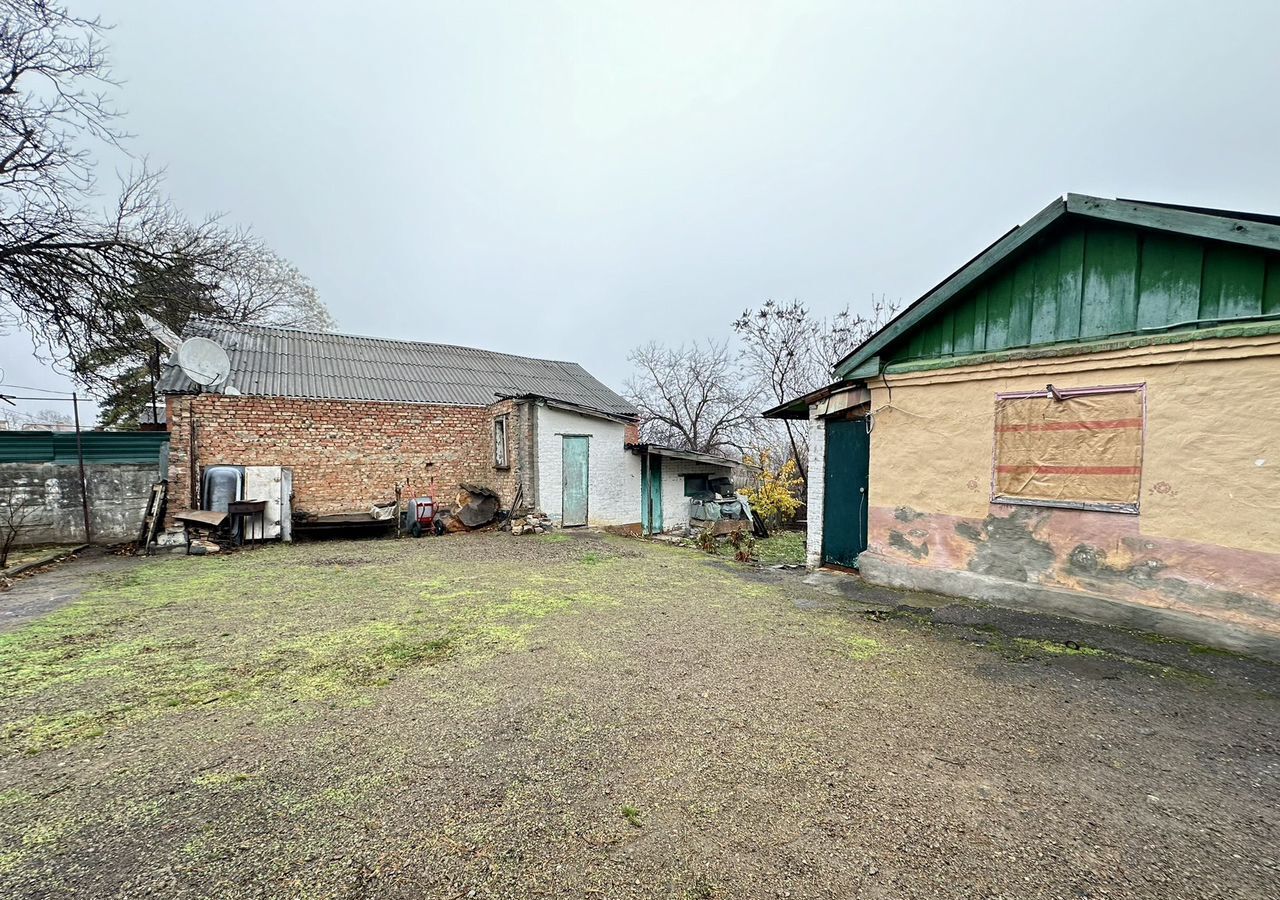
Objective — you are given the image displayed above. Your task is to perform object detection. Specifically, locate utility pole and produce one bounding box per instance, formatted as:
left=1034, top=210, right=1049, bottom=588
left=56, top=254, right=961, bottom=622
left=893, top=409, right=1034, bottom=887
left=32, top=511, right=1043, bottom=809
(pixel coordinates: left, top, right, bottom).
left=71, top=392, right=92, bottom=544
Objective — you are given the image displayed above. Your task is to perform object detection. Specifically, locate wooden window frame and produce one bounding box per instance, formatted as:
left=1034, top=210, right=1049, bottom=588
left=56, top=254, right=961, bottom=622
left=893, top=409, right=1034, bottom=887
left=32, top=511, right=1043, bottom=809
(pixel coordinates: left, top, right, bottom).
left=493, top=415, right=510, bottom=470
left=990, top=383, right=1146, bottom=514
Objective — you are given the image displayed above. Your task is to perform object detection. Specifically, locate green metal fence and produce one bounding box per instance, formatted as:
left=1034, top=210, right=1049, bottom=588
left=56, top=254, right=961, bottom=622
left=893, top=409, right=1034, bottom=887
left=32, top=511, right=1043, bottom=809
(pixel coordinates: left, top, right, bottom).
left=0, top=431, right=169, bottom=465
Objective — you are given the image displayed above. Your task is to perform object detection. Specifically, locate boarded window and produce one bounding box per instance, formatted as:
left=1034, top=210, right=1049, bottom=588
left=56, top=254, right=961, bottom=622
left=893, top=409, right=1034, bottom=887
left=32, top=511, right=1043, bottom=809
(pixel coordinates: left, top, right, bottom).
left=992, top=384, right=1144, bottom=513
left=494, top=416, right=509, bottom=468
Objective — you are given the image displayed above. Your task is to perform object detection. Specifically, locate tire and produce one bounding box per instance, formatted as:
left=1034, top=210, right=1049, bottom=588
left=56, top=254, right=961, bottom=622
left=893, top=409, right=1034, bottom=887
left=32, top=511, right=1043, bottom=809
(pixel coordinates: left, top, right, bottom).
left=410, top=520, right=423, bottom=538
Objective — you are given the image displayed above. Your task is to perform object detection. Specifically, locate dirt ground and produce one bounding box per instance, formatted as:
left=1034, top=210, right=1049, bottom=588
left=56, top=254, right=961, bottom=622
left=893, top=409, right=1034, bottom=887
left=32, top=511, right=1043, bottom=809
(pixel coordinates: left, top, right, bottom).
left=0, top=531, right=1277, bottom=899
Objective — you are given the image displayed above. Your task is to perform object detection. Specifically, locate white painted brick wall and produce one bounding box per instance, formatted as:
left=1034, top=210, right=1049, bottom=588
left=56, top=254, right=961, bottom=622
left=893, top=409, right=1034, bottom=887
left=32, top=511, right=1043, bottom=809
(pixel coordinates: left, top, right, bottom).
left=536, top=405, right=641, bottom=525
left=805, top=407, right=825, bottom=568
left=659, top=460, right=731, bottom=531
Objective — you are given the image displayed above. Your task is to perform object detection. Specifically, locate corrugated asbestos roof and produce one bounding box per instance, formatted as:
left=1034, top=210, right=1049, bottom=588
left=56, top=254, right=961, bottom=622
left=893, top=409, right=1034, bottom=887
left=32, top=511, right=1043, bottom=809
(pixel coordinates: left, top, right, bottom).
left=158, top=322, right=637, bottom=418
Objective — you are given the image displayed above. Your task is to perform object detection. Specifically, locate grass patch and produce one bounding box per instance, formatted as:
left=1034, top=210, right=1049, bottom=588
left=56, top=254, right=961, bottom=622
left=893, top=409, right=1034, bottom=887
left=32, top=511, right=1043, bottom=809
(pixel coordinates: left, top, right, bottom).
left=753, top=530, right=806, bottom=565
left=0, top=541, right=628, bottom=755
left=620, top=804, right=643, bottom=827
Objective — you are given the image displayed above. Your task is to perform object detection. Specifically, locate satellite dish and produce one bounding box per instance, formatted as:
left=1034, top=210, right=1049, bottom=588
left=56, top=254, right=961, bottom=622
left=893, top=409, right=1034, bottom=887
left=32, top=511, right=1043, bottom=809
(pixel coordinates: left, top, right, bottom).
left=137, top=312, right=183, bottom=352
left=175, top=337, right=231, bottom=388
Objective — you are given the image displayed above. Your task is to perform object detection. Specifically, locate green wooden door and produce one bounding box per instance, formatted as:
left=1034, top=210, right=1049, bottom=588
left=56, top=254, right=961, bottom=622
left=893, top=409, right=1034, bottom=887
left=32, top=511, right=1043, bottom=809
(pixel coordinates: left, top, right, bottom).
left=562, top=435, right=589, bottom=526
left=642, top=454, right=663, bottom=534
left=822, top=418, right=870, bottom=567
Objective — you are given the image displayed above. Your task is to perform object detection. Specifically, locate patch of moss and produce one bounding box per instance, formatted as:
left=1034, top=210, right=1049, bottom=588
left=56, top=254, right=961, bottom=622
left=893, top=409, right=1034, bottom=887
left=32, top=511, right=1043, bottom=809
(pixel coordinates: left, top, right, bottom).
left=0, top=788, right=30, bottom=810
left=4, top=709, right=109, bottom=754
left=1012, top=638, right=1106, bottom=657
left=806, top=615, right=886, bottom=662
left=843, top=635, right=883, bottom=660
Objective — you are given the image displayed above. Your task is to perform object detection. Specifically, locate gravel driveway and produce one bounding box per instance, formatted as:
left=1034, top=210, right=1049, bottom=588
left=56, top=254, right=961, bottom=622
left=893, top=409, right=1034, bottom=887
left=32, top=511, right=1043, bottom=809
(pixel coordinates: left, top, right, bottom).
left=0, top=531, right=1276, bottom=899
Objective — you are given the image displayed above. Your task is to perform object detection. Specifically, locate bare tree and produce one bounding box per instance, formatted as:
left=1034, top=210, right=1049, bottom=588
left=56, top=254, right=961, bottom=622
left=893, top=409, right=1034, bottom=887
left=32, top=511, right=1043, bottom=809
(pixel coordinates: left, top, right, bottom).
left=0, top=3, right=227, bottom=367
left=625, top=340, right=761, bottom=456
left=0, top=484, right=42, bottom=567
left=84, top=241, right=332, bottom=427
left=733, top=296, right=898, bottom=486
left=0, top=3, right=332, bottom=424
left=215, top=240, right=333, bottom=331
left=30, top=406, right=69, bottom=423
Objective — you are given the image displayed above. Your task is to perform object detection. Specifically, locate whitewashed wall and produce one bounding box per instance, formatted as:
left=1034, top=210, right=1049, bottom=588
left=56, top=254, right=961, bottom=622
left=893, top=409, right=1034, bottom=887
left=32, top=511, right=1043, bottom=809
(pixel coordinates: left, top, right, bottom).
left=805, top=408, right=825, bottom=568
left=535, top=405, right=641, bottom=525
left=658, top=459, right=732, bottom=531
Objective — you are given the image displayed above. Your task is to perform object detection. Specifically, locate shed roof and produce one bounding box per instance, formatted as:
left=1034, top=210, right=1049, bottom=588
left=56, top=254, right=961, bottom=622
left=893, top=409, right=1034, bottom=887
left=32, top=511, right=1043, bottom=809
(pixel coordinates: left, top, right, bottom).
left=158, top=321, right=637, bottom=419
left=833, top=194, right=1280, bottom=379
left=627, top=443, right=737, bottom=468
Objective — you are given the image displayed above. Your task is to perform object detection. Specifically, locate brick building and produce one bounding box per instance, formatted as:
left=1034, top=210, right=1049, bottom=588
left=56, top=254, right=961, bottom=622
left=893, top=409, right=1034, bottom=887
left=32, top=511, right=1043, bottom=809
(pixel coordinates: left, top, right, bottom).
left=160, top=322, right=730, bottom=533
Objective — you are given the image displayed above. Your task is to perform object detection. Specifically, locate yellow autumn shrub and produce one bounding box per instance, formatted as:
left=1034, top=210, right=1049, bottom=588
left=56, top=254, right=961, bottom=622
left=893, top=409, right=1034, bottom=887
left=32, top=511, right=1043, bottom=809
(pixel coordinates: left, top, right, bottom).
left=740, top=450, right=803, bottom=525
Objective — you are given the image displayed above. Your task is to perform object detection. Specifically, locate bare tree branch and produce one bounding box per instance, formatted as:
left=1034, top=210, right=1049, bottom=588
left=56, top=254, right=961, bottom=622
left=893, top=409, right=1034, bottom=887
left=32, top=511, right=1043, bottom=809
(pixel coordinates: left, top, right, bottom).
left=624, top=340, right=761, bottom=456
left=0, top=2, right=332, bottom=426
left=732, top=296, right=899, bottom=485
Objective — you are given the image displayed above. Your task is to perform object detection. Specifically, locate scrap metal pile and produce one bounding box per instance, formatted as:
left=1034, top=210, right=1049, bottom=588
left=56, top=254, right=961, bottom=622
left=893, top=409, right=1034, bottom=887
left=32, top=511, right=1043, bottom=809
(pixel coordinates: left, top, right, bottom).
left=688, top=475, right=763, bottom=535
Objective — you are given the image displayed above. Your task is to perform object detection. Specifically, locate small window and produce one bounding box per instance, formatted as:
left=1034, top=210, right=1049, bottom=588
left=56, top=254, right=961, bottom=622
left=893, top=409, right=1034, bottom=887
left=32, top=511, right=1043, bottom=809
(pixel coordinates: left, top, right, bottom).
left=494, top=416, right=509, bottom=469
left=992, top=384, right=1144, bottom=513
left=684, top=474, right=710, bottom=496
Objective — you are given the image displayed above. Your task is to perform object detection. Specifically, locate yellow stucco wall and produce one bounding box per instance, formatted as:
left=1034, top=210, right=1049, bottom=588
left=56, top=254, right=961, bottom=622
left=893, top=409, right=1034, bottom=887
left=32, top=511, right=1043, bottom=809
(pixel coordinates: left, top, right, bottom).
left=867, top=333, right=1280, bottom=555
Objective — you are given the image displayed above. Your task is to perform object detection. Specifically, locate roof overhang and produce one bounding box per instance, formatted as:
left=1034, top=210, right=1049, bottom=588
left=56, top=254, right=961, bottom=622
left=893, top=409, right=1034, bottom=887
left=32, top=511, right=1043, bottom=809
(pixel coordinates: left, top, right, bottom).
left=832, top=193, right=1280, bottom=380
left=762, top=381, right=871, bottom=420
left=626, top=443, right=736, bottom=468
left=499, top=393, right=638, bottom=425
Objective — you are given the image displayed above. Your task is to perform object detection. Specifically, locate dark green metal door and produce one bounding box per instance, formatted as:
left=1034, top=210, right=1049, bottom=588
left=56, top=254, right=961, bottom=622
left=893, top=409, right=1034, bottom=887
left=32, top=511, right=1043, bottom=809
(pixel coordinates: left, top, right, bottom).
left=822, top=418, right=870, bottom=567
left=562, top=435, right=589, bottom=526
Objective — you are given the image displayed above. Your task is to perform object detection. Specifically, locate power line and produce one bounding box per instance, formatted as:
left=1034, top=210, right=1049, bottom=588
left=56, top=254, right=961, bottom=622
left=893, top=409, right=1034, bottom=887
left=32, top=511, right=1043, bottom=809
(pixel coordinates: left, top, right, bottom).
left=0, top=382, right=72, bottom=395
left=1, top=395, right=78, bottom=401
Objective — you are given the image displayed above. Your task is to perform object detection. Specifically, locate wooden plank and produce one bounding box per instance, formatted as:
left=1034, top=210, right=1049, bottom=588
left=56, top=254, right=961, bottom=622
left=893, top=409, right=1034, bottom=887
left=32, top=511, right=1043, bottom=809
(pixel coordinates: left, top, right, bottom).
left=1137, top=233, right=1203, bottom=329
left=985, top=270, right=1014, bottom=350
left=905, top=328, right=926, bottom=361
left=1029, top=240, right=1060, bottom=345
left=951, top=295, right=976, bottom=355
left=1054, top=228, right=1085, bottom=341
left=971, top=286, right=989, bottom=351
left=937, top=308, right=955, bottom=356
left=1265, top=258, right=1280, bottom=316
left=1080, top=226, right=1139, bottom=338
left=917, top=316, right=942, bottom=359
left=1008, top=258, right=1035, bottom=347
left=1200, top=244, right=1265, bottom=321
left=1067, top=194, right=1280, bottom=254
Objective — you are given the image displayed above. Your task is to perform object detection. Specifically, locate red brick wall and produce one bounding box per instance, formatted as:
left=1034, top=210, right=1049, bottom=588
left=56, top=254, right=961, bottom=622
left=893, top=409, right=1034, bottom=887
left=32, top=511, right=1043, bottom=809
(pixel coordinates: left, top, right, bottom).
left=167, top=395, right=521, bottom=517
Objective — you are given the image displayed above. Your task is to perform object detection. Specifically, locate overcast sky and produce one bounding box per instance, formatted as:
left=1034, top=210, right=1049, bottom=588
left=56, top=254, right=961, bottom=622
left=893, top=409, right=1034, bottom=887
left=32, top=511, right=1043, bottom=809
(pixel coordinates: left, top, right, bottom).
left=4, top=0, right=1280, bottom=424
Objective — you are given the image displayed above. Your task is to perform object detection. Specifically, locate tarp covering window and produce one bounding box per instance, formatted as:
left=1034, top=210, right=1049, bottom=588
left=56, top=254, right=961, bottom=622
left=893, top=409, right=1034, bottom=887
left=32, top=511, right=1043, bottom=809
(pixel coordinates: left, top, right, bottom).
left=992, top=384, right=1144, bottom=513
